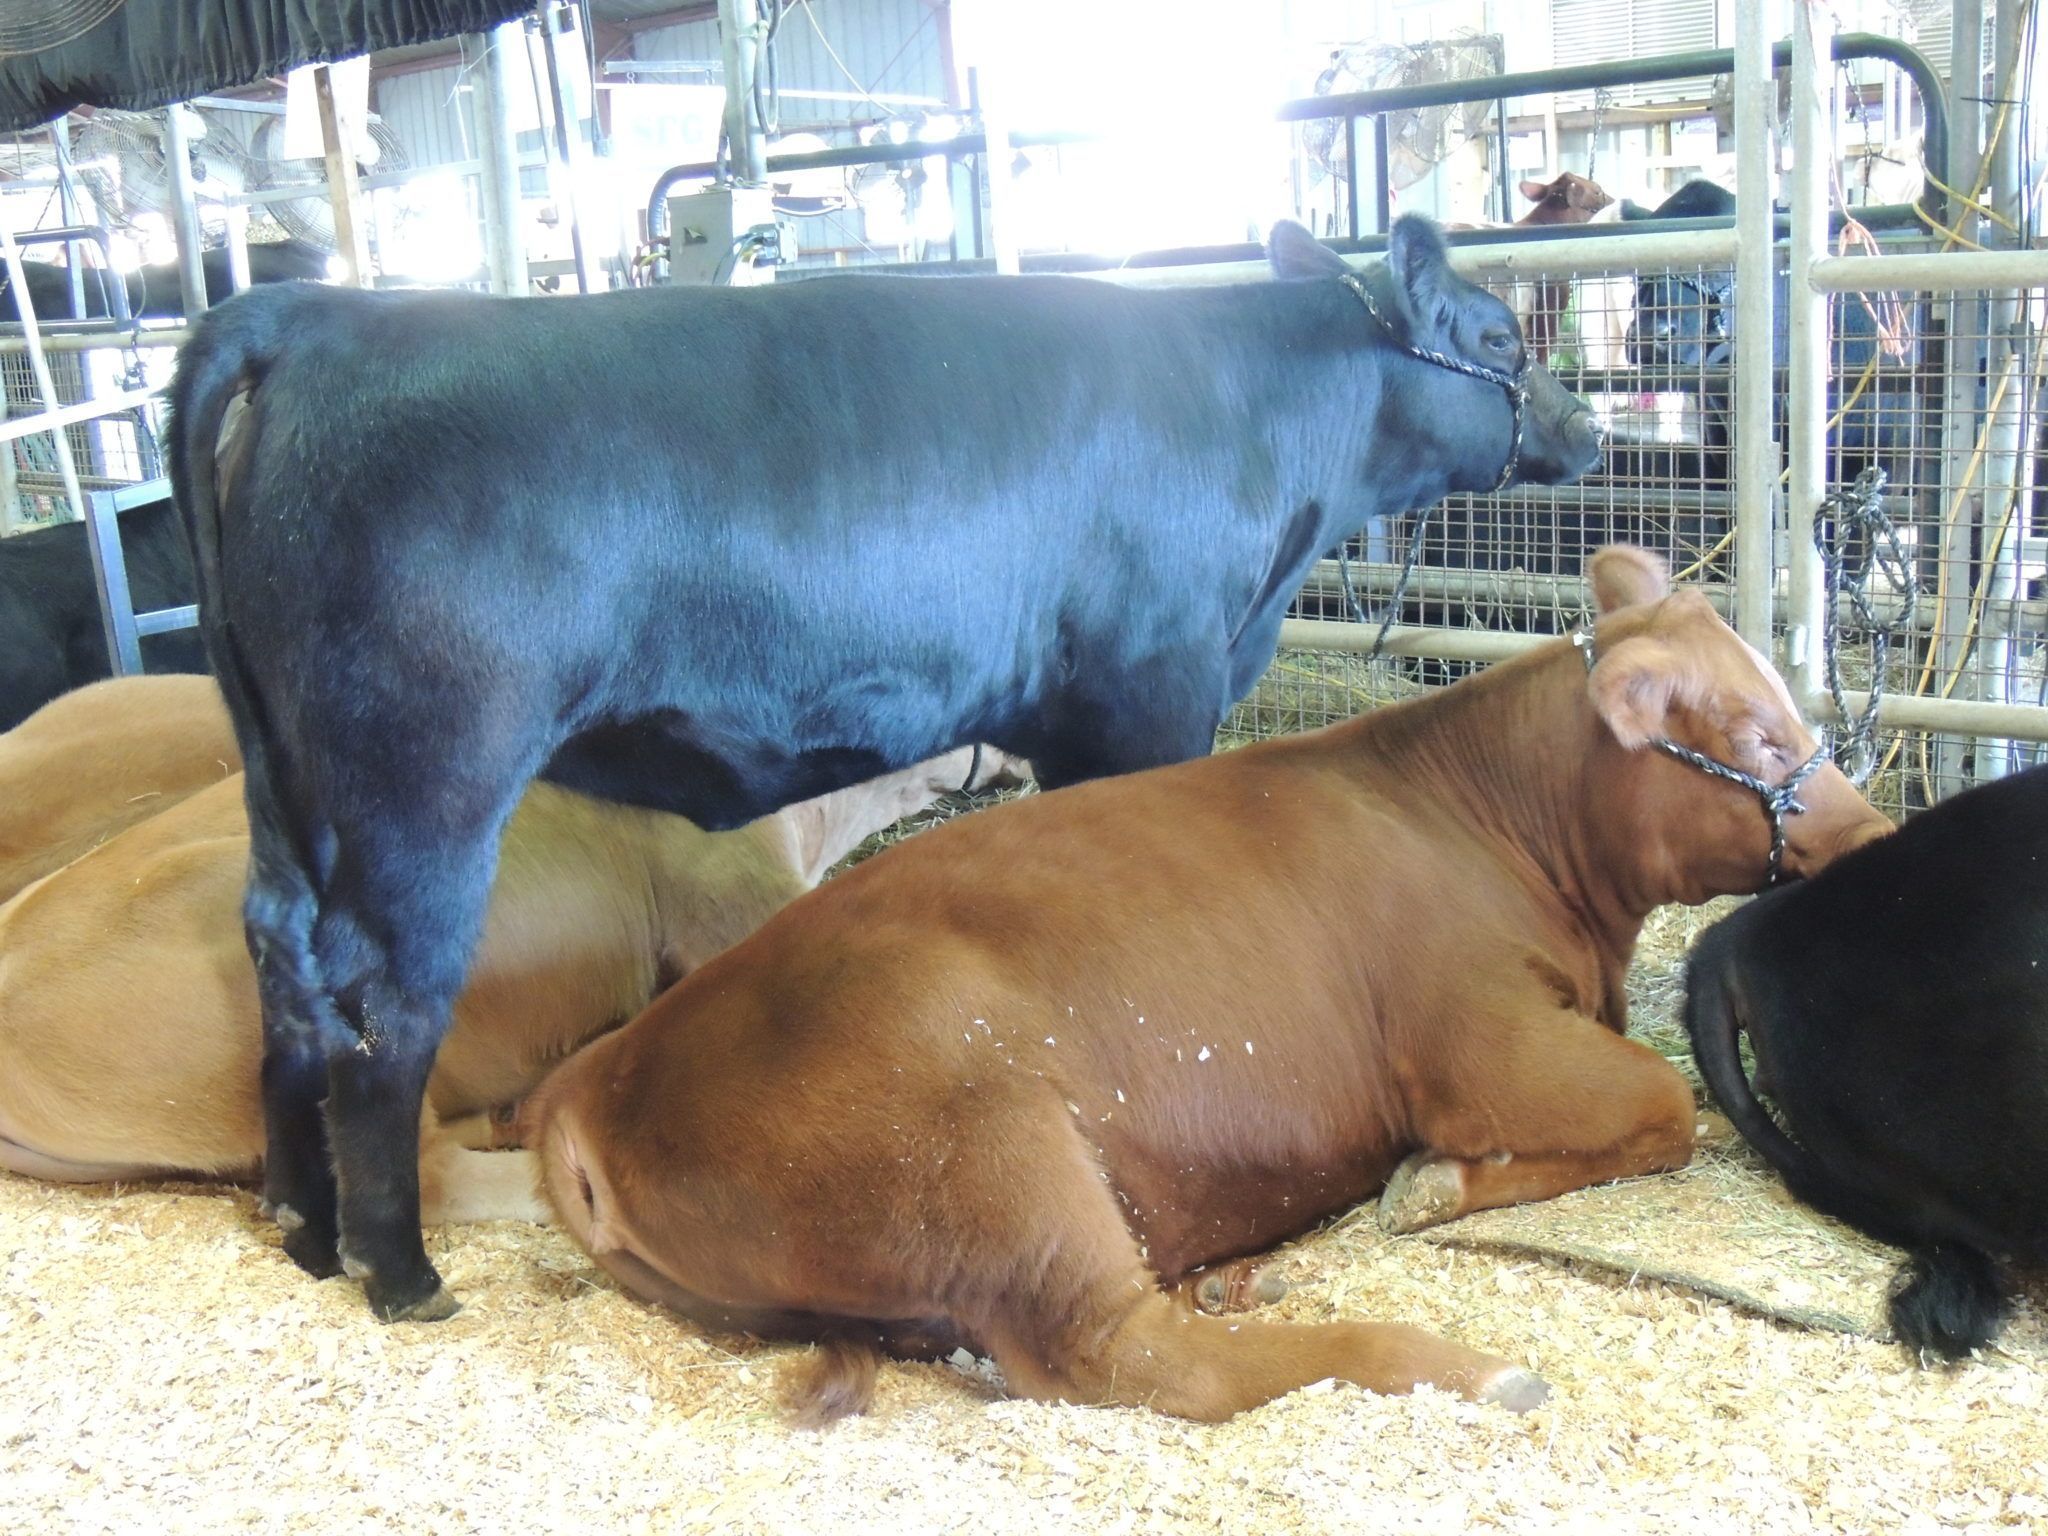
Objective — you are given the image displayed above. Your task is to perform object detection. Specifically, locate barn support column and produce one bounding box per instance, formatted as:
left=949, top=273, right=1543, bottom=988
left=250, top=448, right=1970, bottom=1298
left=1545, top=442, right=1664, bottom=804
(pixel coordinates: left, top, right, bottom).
left=1730, top=0, right=1778, bottom=650
left=463, top=23, right=528, bottom=295
left=1784, top=0, right=1832, bottom=713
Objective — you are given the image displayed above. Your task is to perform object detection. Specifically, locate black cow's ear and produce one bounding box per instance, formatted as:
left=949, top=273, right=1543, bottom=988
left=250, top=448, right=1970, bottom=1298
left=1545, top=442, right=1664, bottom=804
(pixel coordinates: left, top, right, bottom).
left=1386, top=214, right=1456, bottom=331
left=1267, top=220, right=1348, bottom=281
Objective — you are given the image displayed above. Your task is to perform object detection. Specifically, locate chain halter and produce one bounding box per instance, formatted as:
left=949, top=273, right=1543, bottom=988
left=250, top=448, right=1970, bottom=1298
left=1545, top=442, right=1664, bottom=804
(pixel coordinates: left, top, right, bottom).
left=1336, top=269, right=1531, bottom=495
left=1571, top=627, right=1827, bottom=890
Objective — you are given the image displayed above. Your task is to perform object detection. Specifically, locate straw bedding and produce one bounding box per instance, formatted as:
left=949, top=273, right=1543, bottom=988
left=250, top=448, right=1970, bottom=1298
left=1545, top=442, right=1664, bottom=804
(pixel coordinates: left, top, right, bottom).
left=4, top=779, right=2044, bottom=1534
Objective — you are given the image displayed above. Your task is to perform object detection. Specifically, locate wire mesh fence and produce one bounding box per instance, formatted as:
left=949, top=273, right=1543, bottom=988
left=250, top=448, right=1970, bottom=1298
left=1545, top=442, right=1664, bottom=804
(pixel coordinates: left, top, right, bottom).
left=1232, top=236, right=2048, bottom=820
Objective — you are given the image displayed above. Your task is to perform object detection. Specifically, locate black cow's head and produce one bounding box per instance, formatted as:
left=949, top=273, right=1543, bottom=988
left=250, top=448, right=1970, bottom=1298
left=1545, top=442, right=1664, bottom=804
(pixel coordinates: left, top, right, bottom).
left=1626, top=270, right=1732, bottom=371
left=1268, top=216, right=1603, bottom=492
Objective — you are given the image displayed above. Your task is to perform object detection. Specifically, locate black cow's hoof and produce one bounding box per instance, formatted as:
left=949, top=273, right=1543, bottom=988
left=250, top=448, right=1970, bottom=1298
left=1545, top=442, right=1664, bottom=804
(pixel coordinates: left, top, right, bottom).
left=276, top=1212, right=344, bottom=1279
left=363, top=1271, right=462, bottom=1324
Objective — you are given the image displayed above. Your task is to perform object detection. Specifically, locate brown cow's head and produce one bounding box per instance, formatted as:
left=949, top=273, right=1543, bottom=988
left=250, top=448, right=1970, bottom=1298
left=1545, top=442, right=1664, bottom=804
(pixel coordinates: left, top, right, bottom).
left=1580, top=546, right=1892, bottom=900
left=1517, top=173, right=1614, bottom=224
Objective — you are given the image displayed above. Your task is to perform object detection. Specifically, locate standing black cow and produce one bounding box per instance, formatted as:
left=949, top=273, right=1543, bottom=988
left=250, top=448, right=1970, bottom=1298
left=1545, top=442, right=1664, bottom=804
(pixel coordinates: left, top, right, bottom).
left=169, top=214, right=1603, bottom=1320
left=0, top=499, right=207, bottom=730
left=1686, top=765, right=2048, bottom=1358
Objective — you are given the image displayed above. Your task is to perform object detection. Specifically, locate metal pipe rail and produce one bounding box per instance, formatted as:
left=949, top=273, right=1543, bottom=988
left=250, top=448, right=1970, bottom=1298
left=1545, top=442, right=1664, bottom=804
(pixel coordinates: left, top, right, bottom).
left=1807, top=249, right=2048, bottom=292
left=647, top=31, right=1949, bottom=249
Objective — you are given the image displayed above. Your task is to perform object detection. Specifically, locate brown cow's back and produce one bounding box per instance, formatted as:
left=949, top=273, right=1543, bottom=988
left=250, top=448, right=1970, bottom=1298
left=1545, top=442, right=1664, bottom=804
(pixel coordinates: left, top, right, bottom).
left=0, top=675, right=238, bottom=906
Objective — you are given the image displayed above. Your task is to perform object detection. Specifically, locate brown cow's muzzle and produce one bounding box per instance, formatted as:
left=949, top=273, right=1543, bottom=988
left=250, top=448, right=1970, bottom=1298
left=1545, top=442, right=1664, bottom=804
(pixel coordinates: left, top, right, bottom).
left=1776, top=761, right=1895, bottom=882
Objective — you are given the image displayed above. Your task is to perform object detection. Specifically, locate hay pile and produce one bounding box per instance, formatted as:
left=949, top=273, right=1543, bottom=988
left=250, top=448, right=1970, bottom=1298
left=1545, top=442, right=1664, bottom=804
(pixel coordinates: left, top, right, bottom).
left=5, top=914, right=2045, bottom=1534
left=6, top=664, right=2045, bottom=1533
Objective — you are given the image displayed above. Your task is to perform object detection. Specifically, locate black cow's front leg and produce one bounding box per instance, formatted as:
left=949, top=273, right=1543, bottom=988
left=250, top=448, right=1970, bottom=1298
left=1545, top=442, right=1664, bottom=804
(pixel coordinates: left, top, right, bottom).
left=1031, top=666, right=1227, bottom=791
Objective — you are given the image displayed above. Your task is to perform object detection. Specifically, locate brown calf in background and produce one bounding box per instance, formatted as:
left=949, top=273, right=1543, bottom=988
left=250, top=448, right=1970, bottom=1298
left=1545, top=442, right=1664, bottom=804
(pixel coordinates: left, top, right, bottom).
left=529, top=547, right=1891, bottom=1425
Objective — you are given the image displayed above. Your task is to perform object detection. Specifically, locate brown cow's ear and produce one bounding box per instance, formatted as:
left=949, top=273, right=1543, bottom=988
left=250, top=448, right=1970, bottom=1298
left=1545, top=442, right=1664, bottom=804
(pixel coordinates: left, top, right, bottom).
left=1519, top=178, right=1552, bottom=203
left=1588, top=545, right=1671, bottom=614
left=1588, top=637, right=1693, bottom=749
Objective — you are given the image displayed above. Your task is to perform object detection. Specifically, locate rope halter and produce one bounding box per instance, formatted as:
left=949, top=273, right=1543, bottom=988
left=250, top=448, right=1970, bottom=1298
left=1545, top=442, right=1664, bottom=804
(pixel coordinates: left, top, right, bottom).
left=1572, top=627, right=1827, bottom=890
left=1337, top=269, right=1530, bottom=496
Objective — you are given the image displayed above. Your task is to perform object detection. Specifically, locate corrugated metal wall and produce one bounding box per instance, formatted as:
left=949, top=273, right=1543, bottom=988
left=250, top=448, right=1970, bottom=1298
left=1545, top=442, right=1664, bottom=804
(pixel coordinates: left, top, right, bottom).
left=375, top=63, right=475, bottom=168
left=633, top=0, right=950, bottom=128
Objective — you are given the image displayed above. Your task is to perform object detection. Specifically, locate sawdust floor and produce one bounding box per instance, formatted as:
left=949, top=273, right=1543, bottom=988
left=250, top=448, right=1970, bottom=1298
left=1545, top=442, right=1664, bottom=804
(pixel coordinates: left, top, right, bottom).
left=5, top=902, right=2046, bottom=1534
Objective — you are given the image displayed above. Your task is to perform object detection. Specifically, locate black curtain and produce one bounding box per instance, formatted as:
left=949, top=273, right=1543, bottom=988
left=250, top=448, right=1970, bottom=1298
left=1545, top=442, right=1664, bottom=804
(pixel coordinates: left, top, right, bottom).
left=2, top=0, right=534, bottom=131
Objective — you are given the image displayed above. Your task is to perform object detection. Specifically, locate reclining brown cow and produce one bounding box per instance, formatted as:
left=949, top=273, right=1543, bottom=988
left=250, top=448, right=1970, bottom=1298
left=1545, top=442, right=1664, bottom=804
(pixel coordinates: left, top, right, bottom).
left=0, top=674, right=238, bottom=905
left=527, top=546, right=1892, bottom=1423
left=0, top=734, right=1023, bottom=1221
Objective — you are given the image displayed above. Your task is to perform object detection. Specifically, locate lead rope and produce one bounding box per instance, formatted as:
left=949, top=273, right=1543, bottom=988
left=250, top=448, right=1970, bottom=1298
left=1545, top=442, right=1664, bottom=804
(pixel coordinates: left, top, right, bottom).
left=1333, top=269, right=1529, bottom=661
left=1572, top=627, right=1826, bottom=888
left=1815, top=465, right=1915, bottom=787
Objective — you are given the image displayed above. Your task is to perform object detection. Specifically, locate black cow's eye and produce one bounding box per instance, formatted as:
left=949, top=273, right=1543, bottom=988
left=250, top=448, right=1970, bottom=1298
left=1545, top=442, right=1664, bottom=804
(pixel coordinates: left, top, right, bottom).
left=1485, top=332, right=1516, bottom=354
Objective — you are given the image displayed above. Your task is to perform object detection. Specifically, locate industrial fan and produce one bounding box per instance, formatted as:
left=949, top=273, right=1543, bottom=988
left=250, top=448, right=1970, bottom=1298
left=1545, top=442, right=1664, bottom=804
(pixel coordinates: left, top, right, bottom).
left=1302, top=37, right=1503, bottom=197
left=69, top=108, right=252, bottom=240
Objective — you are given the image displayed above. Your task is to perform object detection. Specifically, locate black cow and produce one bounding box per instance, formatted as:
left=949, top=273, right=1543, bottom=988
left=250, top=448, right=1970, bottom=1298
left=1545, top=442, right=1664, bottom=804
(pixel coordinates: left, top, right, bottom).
left=2, top=240, right=330, bottom=323
left=1686, top=765, right=2048, bottom=1358
left=0, top=498, right=208, bottom=730
left=176, top=217, right=1605, bottom=1327
left=168, top=214, right=1602, bottom=1320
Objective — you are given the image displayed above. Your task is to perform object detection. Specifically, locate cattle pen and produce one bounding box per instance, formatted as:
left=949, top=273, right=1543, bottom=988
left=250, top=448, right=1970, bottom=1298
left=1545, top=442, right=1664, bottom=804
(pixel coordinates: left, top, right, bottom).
left=4, top=0, right=2048, bottom=1532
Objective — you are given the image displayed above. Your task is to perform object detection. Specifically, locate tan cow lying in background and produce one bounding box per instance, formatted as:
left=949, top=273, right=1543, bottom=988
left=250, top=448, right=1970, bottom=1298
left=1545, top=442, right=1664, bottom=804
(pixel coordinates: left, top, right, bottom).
left=0, top=739, right=1024, bottom=1222
left=0, top=674, right=238, bottom=905
left=527, top=547, right=1893, bottom=1424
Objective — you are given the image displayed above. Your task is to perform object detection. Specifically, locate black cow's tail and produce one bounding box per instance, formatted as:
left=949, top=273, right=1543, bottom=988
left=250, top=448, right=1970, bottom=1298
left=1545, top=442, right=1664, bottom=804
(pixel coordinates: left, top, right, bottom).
left=1684, top=933, right=2006, bottom=1359
left=166, top=296, right=308, bottom=865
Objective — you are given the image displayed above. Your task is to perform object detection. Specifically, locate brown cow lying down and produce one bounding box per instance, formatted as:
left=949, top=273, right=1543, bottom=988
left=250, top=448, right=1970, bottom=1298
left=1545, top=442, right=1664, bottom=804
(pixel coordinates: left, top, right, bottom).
left=0, top=745, right=1024, bottom=1222
left=0, top=674, right=238, bottom=905
left=527, top=546, right=1893, bottom=1424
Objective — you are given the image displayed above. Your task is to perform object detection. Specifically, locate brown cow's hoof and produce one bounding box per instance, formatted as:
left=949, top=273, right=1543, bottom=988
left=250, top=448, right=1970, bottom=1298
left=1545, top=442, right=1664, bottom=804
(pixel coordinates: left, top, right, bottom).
left=1191, top=1264, right=1291, bottom=1315
left=1378, top=1154, right=1465, bottom=1234
left=1478, top=1368, right=1551, bottom=1413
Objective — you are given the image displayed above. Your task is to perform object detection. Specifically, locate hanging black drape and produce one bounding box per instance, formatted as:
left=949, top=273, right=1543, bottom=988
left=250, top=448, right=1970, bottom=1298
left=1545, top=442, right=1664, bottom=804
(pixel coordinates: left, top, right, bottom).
left=1, top=0, right=533, bottom=131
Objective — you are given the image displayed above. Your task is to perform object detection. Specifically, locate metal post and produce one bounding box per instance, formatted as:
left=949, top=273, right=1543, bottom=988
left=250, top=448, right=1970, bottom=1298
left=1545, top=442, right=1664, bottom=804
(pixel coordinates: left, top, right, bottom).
left=161, top=104, right=211, bottom=317
left=538, top=3, right=597, bottom=292
left=1976, top=0, right=2031, bottom=774
left=970, top=61, right=1019, bottom=275
left=717, top=0, right=767, bottom=184
left=1344, top=116, right=1360, bottom=241
left=1934, top=0, right=1987, bottom=794
left=1785, top=0, right=1832, bottom=710
left=464, top=23, right=528, bottom=295
left=1731, top=0, right=1777, bottom=650
left=223, top=203, right=251, bottom=292
left=1371, top=118, right=1392, bottom=235
left=0, top=211, right=92, bottom=533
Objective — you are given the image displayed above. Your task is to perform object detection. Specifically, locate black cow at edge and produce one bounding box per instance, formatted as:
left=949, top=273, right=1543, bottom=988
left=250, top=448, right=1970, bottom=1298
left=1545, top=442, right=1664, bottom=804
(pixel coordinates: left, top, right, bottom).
left=1, top=240, right=330, bottom=323
left=168, top=214, right=1603, bottom=1320
left=1686, top=765, right=2048, bottom=1358
left=0, top=499, right=207, bottom=730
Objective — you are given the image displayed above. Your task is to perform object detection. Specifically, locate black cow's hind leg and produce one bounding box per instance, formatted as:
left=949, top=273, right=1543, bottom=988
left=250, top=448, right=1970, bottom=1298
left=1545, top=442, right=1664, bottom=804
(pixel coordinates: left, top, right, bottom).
left=312, top=796, right=520, bottom=1321
left=243, top=783, right=345, bottom=1277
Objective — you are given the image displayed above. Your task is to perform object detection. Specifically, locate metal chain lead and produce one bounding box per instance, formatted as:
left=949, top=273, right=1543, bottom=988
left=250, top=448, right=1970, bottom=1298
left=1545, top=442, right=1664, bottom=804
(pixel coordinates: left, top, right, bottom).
left=1815, top=465, right=1915, bottom=787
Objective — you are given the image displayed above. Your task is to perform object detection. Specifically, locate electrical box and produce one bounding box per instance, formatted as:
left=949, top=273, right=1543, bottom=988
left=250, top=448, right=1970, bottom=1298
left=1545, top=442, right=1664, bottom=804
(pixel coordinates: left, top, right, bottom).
left=665, top=186, right=791, bottom=286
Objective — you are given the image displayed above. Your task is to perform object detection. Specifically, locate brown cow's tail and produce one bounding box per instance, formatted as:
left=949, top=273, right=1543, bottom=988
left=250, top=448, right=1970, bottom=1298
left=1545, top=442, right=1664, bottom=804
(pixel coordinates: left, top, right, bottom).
left=782, top=1337, right=883, bottom=1429
left=1684, top=927, right=2008, bottom=1358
